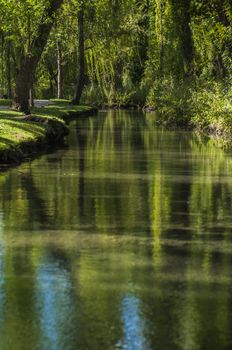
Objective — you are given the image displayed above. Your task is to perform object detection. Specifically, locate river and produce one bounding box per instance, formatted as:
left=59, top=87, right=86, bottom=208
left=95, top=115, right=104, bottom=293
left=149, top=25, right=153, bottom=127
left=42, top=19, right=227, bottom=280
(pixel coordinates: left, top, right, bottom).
left=0, top=110, right=231, bottom=350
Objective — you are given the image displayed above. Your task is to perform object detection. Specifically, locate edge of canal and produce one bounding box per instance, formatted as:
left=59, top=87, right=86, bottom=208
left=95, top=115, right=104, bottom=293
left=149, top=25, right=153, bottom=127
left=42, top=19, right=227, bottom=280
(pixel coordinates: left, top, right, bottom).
left=0, top=106, right=98, bottom=169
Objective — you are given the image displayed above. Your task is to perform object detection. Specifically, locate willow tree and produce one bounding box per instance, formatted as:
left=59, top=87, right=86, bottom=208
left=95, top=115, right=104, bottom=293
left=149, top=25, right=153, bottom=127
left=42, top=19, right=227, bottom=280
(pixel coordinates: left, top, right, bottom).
left=11, top=0, right=64, bottom=113
left=72, top=3, right=85, bottom=105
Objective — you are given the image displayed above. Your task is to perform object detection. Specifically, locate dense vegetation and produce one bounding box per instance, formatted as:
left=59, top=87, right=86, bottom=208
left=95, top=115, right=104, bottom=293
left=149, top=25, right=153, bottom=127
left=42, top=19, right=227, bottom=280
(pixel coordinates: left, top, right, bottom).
left=0, top=0, right=231, bottom=129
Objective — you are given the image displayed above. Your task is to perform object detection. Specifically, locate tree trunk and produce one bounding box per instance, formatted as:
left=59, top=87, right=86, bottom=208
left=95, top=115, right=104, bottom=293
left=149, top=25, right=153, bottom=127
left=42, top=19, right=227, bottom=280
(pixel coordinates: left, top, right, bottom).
left=130, top=0, right=149, bottom=85
left=72, top=8, right=85, bottom=105
left=170, top=0, right=193, bottom=75
left=29, top=84, right=34, bottom=107
left=6, top=39, right=12, bottom=99
left=1, top=33, right=4, bottom=96
left=46, top=59, right=57, bottom=98
left=12, top=0, right=64, bottom=113
left=57, top=39, right=63, bottom=99
left=180, top=0, right=193, bottom=74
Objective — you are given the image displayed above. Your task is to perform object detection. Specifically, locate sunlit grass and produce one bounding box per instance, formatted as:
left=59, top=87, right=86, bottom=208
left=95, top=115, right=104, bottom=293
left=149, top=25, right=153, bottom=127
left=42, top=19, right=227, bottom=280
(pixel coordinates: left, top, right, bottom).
left=33, top=102, right=96, bottom=120
left=0, top=110, right=24, bottom=118
left=0, top=100, right=96, bottom=161
left=0, top=118, right=48, bottom=152
left=0, top=100, right=95, bottom=161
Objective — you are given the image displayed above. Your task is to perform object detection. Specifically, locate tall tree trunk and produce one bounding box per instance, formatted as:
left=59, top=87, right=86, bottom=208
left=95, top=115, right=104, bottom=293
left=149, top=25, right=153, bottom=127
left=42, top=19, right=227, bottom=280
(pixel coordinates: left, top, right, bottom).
left=12, top=0, right=64, bottom=113
left=46, top=59, right=57, bottom=98
left=29, top=84, right=34, bottom=107
left=130, top=0, right=149, bottom=85
left=72, top=7, right=85, bottom=105
left=170, top=0, right=193, bottom=75
left=180, top=0, right=193, bottom=74
left=57, top=39, right=63, bottom=99
left=6, top=39, right=12, bottom=99
left=1, top=33, right=4, bottom=97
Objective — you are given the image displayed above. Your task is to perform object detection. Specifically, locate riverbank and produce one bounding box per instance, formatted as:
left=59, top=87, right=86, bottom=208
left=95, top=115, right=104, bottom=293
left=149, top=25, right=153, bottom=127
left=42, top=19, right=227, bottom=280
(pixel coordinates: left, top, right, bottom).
left=100, top=102, right=232, bottom=147
left=0, top=99, right=97, bottom=165
left=91, top=79, right=232, bottom=147
left=153, top=107, right=232, bottom=148
left=147, top=81, right=232, bottom=147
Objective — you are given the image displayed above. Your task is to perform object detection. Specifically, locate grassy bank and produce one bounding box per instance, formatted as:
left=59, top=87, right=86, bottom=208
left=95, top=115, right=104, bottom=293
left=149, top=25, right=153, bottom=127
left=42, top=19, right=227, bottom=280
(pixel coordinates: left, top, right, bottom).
left=0, top=99, right=97, bottom=164
left=32, top=99, right=98, bottom=120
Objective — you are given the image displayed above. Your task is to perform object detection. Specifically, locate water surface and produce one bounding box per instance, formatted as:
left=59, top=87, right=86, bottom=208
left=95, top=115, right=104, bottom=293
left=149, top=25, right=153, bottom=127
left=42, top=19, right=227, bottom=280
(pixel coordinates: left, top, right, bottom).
left=0, top=111, right=232, bottom=350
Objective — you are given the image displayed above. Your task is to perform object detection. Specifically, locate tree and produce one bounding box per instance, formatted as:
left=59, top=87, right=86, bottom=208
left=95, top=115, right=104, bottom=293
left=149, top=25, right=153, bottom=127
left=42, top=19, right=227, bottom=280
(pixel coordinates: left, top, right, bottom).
left=6, top=36, right=12, bottom=98
left=72, top=4, right=85, bottom=105
left=57, top=37, right=63, bottom=99
left=12, top=0, right=64, bottom=113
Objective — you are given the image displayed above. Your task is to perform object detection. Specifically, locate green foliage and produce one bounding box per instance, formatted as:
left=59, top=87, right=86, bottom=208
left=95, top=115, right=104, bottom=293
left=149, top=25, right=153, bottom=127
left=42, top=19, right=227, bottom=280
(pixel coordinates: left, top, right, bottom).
left=0, top=0, right=231, bottom=135
left=150, top=78, right=232, bottom=135
left=191, top=80, right=232, bottom=130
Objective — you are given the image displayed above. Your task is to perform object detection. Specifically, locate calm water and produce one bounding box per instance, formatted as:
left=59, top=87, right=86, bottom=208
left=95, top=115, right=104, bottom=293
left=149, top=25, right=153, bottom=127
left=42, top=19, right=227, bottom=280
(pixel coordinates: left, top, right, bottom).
left=0, top=111, right=232, bottom=350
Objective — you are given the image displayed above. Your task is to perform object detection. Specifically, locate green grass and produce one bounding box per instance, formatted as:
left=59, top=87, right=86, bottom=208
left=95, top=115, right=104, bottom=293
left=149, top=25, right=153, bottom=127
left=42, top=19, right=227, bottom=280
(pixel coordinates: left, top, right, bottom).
left=0, top=109, right=24, bottom=118
left=32, top=105, right=91, bottom=118
left=0, top=99, right=12, bottom=107
left=0, top=118, right=48, bottom=151
left=0, top=100, right=96, bottom=163
left=36, top=100, right=97, bottom=119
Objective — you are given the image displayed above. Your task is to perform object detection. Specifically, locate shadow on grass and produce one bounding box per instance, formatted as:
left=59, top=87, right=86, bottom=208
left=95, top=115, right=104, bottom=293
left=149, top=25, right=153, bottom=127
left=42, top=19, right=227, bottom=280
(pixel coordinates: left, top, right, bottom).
left=0, top=117, right=46, bottom=130
left=0, top=136, right=17, bottom=146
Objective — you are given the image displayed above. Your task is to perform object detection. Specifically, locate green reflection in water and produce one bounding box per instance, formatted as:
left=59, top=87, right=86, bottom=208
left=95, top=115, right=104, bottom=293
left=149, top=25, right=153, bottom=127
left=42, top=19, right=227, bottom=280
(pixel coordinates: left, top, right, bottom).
left=0, top=111, right=231, bottom=349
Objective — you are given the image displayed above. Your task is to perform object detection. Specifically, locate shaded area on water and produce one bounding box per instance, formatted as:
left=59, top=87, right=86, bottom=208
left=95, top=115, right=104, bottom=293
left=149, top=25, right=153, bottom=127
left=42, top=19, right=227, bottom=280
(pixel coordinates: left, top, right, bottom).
left=0, top=111, right=232, bottom=349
